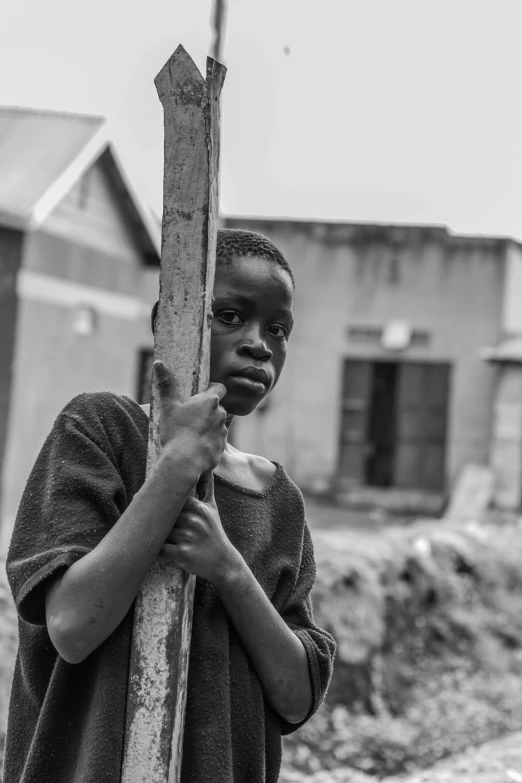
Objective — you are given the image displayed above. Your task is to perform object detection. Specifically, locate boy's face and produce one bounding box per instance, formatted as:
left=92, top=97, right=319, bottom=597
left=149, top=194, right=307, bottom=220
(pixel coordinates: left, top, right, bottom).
left=210, top=255, right=294, bottom=416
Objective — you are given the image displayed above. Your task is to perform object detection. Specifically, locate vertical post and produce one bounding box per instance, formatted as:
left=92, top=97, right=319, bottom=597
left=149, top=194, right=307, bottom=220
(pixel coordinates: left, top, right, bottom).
left=121, top=45, right=226, bottom=783
left=490, top=363, right=522, bottom=510
left=210, top=0, right=227, bottom=63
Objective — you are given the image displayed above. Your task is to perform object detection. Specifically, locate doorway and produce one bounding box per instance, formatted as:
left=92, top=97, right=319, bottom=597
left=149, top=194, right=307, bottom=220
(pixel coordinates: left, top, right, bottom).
left=338, top=359, right=450, bottom=492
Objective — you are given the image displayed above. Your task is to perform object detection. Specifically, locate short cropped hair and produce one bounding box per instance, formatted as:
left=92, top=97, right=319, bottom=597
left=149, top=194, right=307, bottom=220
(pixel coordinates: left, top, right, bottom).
left=216, top=228, right=294, bottom=287
left=151, top=228, right=293, bottom=333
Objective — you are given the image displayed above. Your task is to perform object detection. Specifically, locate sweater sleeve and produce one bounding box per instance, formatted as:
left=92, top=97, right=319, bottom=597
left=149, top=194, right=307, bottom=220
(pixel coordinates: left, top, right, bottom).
left=6, top=396, right=128, bottom=627
left=279, top=523, right=337, bottom=736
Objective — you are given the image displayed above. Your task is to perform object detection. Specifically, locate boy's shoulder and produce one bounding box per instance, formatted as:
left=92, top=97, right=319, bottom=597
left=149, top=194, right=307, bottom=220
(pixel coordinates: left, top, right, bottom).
left=54, top=392, right=148, bottom=452
left=59, top=391, right=145, bottom=426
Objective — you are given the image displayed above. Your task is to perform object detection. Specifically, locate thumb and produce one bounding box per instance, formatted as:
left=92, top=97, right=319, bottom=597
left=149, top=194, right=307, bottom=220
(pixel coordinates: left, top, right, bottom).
left=153, top=361, right=179, bottom=399
left=207, top=382, right=227, bottom=402
left=197, top=469, right=216, bottom=506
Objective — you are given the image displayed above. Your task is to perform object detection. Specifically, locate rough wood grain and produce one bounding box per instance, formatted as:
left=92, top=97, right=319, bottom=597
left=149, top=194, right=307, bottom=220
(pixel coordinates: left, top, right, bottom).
left=121, top=45, right=226, bottom=783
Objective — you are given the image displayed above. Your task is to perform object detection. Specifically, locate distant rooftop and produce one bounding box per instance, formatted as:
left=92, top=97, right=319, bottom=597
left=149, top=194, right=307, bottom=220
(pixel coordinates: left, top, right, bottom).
left=0, top=106, right=160, bottom=263
left=0, top=107, right=105, bottom=225
left=222, top=215, right=521, bottom=251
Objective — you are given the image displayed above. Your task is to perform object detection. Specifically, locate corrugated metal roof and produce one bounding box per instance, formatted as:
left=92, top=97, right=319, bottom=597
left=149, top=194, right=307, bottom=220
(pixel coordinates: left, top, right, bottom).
left=0, top=106, right=105, bottom=225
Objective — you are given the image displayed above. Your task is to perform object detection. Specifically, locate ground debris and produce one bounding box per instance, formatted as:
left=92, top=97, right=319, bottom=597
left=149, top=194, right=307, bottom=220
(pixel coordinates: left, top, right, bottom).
left=283, top=505, right=522, bottom=780
left=386, top=730, right=522, bottom=783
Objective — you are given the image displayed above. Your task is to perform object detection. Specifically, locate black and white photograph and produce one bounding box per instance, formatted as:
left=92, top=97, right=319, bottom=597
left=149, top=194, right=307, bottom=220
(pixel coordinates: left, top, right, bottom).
left=2, top=2, right=522, bottom=782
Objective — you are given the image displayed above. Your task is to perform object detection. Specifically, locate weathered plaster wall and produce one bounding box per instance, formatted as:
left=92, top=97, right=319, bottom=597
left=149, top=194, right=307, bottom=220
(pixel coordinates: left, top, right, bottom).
left=501, top=241, right=522, bottom=335
left=223, top=219, right=506, bottom=496
left=0, top=158, right=153, bottom=551
left=0, top=235, right=152, bottom=552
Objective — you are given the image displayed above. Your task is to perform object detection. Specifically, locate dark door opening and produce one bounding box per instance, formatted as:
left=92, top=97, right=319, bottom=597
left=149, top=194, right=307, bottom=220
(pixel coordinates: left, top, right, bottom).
left=338, top=359, right=450, bottom=492
left=366, top=362, right=398, bottom=487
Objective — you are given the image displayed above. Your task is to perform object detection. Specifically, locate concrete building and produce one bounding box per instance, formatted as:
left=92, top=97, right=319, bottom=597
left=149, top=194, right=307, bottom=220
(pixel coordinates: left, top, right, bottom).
left=222, top=217, right=522, bottom=515
left=0, top=107, right=160, bottom=550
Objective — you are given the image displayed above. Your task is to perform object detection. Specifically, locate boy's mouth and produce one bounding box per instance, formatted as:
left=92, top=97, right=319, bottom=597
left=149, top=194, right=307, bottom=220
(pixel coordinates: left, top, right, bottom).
left=233, top=367, right=270, bottom=384
left=230, top=376, right=267, bottom=394
left=229, top=367, right=270, bottom=394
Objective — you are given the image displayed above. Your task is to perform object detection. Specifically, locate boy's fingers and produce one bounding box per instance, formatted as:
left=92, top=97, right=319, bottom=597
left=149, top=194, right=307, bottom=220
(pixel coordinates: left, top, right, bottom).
left=155, top=366, right=224, bottom=405
left=206, top=382, right=227, bottom=402
left=181, top=495, right=199, bottom=511
left=197, top=470, right=215, bottom=504
left=153, top=360, right=169, bottom=388
left=153, top=361, right=180, bottom=400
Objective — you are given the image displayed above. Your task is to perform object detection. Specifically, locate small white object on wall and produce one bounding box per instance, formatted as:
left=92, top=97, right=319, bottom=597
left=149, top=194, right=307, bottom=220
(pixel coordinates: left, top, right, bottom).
left=381, top=319, right=412, bottom=351
left=73, top=305, right=98, bottom=336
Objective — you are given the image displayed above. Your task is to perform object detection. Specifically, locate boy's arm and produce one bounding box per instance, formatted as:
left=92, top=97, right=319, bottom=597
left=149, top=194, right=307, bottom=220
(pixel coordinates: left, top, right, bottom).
left=45, top=371, right=228, bottom=665
left=214, top=558, right=313, bottom=723
left=45, top=447, right=198, bottom=664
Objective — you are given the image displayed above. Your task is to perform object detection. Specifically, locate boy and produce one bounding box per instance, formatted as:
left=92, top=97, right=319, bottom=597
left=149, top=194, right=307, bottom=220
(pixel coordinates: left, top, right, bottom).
left=4, top=229, right=336, bottom=783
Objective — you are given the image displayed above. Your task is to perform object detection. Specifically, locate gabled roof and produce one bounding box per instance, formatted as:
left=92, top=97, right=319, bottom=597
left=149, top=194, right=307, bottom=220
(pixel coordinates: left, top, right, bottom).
left=0, top=106, right=160, bottom=264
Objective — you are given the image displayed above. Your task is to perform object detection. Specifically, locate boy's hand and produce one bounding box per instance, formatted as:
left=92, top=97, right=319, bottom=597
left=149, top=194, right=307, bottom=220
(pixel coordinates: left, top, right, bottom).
left=159, top=471, right=243, bottom=583
left=154, top=360, right=228, bottom=475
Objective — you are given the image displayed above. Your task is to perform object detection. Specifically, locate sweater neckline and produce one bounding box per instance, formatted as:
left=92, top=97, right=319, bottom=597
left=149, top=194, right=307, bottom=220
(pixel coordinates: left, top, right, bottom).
left=214, top=461, right=283, bottom=498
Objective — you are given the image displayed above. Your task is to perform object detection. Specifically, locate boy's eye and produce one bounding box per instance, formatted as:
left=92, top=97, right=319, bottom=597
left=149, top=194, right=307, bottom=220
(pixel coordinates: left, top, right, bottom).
left=217, top=311, right=243, bottom=325
left=267, top=324, right=289, bottom=340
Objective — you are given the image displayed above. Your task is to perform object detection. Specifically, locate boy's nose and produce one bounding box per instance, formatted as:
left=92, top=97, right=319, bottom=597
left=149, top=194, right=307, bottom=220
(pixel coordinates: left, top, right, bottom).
left=239, top=335, right=273, bottom=361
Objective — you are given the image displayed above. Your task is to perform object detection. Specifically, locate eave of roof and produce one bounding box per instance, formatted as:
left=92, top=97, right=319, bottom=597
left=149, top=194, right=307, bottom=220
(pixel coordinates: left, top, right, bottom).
left=0, top=106, right=160, bottom=264
left=222, top=214, right=522, bottom=252
left=482, top=337, right=522, bottom=364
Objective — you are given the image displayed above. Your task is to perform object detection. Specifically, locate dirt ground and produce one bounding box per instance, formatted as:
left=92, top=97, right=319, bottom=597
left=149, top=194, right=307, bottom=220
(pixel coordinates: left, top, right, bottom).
left=282, top=732, right=522, bottom=782
left=302, top=496, right=522, bottom=783
left=389, top=731, right=522, bottom=783
left=302, top=494, right=408, bottom=533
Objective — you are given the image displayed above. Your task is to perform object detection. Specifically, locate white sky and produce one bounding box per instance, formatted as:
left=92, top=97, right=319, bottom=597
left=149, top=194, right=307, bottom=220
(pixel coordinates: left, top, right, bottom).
left=3, top=0, right=522, bottom=238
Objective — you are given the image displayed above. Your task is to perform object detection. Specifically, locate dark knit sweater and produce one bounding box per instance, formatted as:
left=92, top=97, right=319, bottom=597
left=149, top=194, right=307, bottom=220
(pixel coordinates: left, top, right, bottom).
left=4, top=392, right=336, bottom=783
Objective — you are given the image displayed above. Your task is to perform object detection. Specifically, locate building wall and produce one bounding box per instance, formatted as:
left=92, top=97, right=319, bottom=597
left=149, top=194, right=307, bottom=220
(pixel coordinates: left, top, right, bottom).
left=489, top=365, right=522, bottom=510
left=501, top=241, right=522, bottom=335
left=223, top=219, right=506, bottom=496
left=0, top=161, right=153, bottom=551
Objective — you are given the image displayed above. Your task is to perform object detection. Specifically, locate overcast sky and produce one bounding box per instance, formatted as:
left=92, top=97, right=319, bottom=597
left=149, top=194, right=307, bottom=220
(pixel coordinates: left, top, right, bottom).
left=3, top=0, right=522, bottom=238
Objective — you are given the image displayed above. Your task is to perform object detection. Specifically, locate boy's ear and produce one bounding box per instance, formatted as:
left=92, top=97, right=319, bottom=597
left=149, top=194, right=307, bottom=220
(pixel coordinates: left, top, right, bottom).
left=151, top=301, right=159, bottom=335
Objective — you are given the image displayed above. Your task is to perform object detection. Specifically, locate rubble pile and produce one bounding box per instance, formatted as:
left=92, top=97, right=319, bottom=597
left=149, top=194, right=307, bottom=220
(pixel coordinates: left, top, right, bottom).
left=283, top=517, right=522, bottom=778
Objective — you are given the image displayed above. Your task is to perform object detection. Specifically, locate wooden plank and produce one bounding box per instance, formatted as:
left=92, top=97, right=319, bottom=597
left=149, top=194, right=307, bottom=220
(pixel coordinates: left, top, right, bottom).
left=121, top=45, right=226, bottom=783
